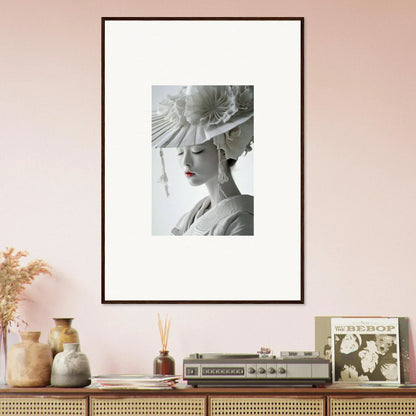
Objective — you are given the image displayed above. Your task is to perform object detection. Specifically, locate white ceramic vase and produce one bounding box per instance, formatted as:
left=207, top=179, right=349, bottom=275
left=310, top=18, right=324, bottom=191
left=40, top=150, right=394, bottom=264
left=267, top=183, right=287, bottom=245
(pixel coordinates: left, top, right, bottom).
left=51, top=343, right=91, bottom=387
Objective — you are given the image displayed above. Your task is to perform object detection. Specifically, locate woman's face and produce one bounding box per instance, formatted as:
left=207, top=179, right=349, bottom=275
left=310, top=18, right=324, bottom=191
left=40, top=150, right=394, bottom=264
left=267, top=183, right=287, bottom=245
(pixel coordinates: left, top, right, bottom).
left=177, top=140, right=219, bottom=186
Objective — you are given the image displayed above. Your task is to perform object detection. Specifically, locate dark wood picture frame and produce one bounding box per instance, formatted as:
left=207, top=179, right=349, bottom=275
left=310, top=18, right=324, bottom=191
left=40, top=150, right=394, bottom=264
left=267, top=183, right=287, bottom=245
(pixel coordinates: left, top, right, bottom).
left=102, top=17, right=304, bottom=304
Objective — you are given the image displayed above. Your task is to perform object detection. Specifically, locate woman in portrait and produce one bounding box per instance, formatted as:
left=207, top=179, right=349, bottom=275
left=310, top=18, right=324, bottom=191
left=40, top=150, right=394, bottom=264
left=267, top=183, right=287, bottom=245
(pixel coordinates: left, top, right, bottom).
left=152, top=85, right=254, bottom=236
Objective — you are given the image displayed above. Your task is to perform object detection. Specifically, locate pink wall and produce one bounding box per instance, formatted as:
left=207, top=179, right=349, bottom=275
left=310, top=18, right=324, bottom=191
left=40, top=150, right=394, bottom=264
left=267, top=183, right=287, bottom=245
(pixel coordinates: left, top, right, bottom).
left=1, top=0, right=416, bottom=380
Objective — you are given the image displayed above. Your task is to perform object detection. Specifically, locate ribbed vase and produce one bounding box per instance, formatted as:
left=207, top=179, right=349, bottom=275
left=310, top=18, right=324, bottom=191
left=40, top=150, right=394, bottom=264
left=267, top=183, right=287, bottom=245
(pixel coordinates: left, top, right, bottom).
left=0, top=325, right=7, bottom=385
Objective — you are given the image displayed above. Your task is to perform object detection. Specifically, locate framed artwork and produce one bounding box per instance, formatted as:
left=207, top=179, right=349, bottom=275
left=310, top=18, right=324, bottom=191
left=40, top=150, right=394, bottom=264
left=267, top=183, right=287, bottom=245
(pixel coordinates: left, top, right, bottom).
left=102, top=17, right=304, bottom=303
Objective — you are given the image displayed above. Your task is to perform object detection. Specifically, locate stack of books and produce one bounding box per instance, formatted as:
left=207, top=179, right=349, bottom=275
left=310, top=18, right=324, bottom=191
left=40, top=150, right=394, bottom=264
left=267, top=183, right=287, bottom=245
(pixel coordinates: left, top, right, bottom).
left=90, top=374, right=180, bottom=389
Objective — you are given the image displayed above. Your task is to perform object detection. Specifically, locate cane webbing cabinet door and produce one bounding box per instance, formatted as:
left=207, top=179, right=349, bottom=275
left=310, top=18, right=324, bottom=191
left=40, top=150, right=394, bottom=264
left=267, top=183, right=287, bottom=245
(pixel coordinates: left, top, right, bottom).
left=3, top=387, right=416, bottom=416
left=329, top=397, right=416, bottom=416
left=90, top=396, right=206, bottom=416
left=0, top=396, right=87, bottom=416
left=210, top=397, right=325, bottom=416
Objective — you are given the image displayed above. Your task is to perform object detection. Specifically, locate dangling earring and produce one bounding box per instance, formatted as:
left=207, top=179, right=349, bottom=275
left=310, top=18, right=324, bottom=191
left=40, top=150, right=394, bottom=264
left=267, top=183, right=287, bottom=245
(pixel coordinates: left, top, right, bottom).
left=217, top=148, right=229, bottom=185
left=217, top=148, right=229, bottom=200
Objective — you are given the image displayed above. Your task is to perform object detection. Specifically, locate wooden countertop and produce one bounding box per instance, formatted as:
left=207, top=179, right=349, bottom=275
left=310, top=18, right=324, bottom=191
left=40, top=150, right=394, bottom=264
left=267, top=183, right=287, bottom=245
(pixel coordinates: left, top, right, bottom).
left=1, top=384, right=416, bottom=395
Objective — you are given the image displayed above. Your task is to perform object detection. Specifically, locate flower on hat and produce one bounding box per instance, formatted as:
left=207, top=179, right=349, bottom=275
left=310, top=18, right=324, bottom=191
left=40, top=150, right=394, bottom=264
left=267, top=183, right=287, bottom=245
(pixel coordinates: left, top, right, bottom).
left=184, top=86, right=238, bottom=126
left=213, top=123, right=253, bottom=160
left=157, top=89, right=188, bottom=126
left=232, top=86, right=254, bottom=113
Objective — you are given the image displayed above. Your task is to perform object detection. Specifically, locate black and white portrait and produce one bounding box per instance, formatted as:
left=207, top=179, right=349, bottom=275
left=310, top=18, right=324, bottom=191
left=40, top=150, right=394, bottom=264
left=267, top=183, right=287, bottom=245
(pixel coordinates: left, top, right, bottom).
left=152, top=85, right=254, bottom=236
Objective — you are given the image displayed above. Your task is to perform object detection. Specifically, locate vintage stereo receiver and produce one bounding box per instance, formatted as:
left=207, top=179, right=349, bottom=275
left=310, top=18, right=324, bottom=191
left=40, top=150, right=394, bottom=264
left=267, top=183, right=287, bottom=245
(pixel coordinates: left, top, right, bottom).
left=183, top=352, right=331, bottom=387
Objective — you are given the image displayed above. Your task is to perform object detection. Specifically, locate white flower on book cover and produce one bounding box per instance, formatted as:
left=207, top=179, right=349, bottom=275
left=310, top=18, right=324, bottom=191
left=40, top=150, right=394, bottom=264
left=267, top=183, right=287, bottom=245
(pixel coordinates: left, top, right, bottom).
left=331, top=317, right=400, bottom=384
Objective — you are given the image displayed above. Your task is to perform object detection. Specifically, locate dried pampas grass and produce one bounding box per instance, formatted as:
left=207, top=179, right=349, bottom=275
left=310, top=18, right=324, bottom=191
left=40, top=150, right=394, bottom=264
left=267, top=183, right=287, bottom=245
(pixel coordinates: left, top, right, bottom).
left=0, top=247, right=52, bottom=331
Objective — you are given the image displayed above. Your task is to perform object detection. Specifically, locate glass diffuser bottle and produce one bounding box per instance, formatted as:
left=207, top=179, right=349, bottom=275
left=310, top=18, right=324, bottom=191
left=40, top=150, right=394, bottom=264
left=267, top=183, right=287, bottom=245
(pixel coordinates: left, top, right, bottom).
left=153, top=350, right=175, bottom=375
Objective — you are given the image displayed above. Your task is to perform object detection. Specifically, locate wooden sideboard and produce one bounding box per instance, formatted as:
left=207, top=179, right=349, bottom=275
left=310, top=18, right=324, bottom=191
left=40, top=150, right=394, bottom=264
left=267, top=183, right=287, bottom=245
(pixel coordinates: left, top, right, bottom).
left=1, top=385, right=416, bottom=415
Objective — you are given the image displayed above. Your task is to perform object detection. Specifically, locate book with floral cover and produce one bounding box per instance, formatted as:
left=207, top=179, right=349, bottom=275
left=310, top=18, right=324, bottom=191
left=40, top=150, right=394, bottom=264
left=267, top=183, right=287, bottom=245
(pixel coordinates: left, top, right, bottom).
left=331, top=317, right=400, bottom=384
left=315, top=316, right=409, bottom=384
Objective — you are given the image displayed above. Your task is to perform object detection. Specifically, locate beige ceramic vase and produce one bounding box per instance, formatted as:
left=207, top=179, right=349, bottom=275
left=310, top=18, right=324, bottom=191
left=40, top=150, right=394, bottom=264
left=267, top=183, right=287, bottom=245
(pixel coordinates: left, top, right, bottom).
left=48, top=318, right=80, bottom=357
left=6, top=331, right=53, bottom=387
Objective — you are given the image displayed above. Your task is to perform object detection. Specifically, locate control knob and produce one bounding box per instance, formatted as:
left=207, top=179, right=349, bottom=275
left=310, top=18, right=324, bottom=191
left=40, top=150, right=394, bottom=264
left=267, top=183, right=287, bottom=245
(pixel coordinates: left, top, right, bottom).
left=258, top=367, right=266, bottom=374
left=278, top=367, right=286, bottom=374
left=248, top=367, right=256, bottom=374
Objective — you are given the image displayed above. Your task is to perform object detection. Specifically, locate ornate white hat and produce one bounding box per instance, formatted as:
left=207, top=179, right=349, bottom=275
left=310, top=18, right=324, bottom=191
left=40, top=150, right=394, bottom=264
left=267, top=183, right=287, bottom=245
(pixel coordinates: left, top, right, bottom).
left=152, top=85, right=253, bottom=160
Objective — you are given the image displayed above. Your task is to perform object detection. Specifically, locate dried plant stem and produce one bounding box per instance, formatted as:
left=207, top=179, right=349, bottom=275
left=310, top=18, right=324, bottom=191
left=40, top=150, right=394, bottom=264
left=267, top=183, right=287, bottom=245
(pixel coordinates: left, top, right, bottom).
left=158, top=313, right=171, bottom=352
left=0, top=247, right=52, bottom=330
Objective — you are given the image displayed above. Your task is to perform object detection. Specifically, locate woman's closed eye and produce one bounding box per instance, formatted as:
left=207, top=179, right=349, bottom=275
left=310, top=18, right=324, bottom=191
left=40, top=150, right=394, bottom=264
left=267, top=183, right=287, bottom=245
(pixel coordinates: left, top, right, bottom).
left=176, top=148, right=205, bottom=156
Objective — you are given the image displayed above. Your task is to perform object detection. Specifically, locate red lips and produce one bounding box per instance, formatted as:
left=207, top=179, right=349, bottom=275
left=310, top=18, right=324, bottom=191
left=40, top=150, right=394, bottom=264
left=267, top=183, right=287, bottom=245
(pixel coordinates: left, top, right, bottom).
left=185, top=172, right=194, bottom=177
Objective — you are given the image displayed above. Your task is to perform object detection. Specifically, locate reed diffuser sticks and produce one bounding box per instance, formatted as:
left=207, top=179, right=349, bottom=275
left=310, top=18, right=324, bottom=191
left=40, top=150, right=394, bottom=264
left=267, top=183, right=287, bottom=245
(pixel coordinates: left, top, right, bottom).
left=154, top=313, right=175, bottom=375
left=158, top=313, right=171, bottom=352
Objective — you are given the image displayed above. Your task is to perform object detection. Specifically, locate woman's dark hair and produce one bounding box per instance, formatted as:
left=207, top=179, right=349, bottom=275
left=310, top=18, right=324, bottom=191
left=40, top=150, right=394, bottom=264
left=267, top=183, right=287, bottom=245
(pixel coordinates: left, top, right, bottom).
left=228, top=158, right=237, bottom=168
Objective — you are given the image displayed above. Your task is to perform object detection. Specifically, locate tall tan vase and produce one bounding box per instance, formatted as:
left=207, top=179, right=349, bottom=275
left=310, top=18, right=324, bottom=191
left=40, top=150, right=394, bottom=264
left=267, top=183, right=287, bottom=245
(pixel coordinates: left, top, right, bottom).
left=6, top=331, right=53, bottom=387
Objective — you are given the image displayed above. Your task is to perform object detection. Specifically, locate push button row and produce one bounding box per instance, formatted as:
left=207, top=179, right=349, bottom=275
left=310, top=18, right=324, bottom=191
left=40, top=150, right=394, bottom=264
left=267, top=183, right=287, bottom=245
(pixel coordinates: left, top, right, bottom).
left=202, top=367, right=245, bottom=375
